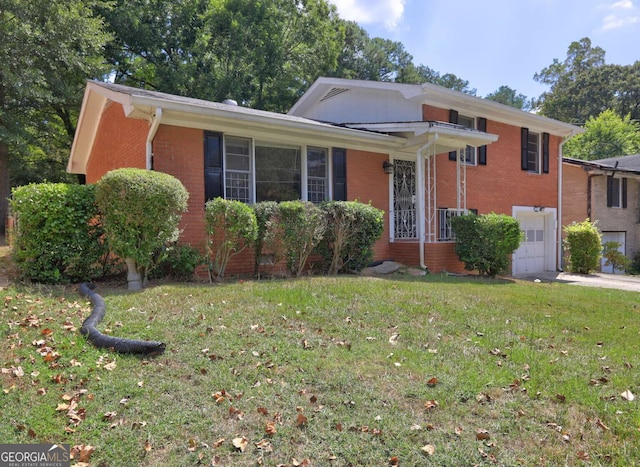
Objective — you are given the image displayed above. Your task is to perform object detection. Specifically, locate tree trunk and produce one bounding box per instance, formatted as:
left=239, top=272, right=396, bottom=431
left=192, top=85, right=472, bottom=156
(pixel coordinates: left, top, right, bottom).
left=125, top=257, right=142, bottom=290
left=0, top=141, right=9, bottom=236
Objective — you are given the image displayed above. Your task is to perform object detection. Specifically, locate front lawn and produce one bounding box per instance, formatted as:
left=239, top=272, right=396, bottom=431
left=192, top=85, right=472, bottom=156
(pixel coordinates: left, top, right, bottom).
left=1, top=272, right=638, bottom=466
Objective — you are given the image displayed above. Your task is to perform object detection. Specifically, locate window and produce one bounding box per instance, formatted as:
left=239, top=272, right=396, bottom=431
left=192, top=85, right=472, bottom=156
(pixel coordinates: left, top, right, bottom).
left=521, top=128, right=550, bottom=174
left=607, top=176, right=627, bottom=208
left=255, top=142, right=301, bottom=202
left=207, top=134, right=333, bottom=204
left=225, top=136, right=252, bottom=203
left=307, top=147, right=328, bottom=203
left=437, top=208, right=466, bottom=241
left=457, top=115, right=476, bottom=165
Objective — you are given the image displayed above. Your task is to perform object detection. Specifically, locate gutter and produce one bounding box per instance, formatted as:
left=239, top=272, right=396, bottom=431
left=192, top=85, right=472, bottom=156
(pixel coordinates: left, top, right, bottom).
left=417, top=135, right=438, bottom=270
left=557, top=132, right=578, bottom=271
left=146, top=108, right=162, bottom=170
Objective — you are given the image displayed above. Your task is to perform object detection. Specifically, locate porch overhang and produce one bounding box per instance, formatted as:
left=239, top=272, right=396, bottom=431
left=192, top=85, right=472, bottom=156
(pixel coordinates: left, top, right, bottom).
left=341, top=121, right=498, bottom=152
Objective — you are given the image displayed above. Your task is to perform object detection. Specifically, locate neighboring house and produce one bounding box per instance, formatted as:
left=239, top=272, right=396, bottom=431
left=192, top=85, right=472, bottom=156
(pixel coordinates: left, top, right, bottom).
left=563, top=155, right=640, bottom=273
left=68, top=78, right=582, bottom=276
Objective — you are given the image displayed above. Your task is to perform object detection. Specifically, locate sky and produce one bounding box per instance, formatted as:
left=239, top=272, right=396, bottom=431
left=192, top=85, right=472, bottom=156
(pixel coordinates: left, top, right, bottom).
left=327, top=0, right=640, bottom=100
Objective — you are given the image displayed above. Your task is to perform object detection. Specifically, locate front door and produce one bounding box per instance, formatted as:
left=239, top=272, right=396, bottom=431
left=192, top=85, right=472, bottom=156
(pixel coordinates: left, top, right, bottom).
left=393, top=160, right=417, bottom=239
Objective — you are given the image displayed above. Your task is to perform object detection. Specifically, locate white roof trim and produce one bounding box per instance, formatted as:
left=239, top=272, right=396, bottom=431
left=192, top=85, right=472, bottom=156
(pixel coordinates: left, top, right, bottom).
left=289, top=77, right=584, bottom=138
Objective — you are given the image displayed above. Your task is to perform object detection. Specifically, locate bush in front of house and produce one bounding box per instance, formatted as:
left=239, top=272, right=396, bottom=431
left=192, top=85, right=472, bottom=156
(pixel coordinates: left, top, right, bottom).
left=272, top=200, right=326, bottom=276
left=451, top=212, right=523, bottom=278
left=10, top=183, right=114, bottom=283
left=149, top=242, right=204, bottom=280
left=95, top=168, right=189, bottom=289
left=251, top=201, right=281, bottom=276
left=563, top=219, right=602, bottom=274
left=205, top=197, right=258, bottom=280
left=601, top=241, right=630, bottom=273
left=317, top=201, right=385, bottom=274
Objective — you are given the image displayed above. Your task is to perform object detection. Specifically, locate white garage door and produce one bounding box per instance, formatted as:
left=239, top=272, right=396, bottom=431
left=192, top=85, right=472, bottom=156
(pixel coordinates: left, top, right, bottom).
left=513, top=214, right=546, bottom=274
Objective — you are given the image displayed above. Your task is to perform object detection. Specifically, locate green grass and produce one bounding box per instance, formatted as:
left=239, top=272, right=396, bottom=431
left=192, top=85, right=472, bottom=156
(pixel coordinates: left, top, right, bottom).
left=1, top=273, right=639, bottom=466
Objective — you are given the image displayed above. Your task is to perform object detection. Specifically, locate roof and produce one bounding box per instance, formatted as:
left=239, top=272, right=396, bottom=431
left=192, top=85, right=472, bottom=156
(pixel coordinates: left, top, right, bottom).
left=68, top=80, right=501, bottom=174
left=563, top=154, right=640, bottom=175
left=289, top=77, right=584, bottom=138
left=68, top=81, right=407, bottom=174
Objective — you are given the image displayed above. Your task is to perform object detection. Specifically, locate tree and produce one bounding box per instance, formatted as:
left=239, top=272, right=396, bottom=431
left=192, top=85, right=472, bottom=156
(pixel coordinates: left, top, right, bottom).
left=100, top=0, right=343, bottom=112
left=563, top=110, right=640, bottom=160
left=485, top=85, right=531, bottom=111
left=534, top=37, right=640, bottom=123
left=0, top=0, right=110, bottom=233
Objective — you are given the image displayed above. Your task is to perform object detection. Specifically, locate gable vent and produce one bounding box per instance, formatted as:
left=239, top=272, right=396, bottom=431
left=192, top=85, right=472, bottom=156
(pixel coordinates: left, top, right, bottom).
left=320, top=87, right=349, bottom=102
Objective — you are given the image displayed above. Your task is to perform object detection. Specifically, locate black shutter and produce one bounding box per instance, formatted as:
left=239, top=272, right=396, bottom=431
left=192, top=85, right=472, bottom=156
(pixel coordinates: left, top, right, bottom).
left=204, top=132, right=223, bottom=202
left=607, top=176, right=613, bottom=208
left=521, top=127, right=529, bottom=171
left=449, top=110, right=459, bottom=161
left=332, top=147, right=347, bottom=201
left=477, top=117, right=487, bottom=165
left=542, top=132, right=550, bottom=174
left=622, top=177, right=628, bottom=208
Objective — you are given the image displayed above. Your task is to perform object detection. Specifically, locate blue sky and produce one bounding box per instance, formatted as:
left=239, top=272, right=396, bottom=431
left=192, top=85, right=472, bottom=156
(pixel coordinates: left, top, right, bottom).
left=327, top=0, right=640, bottom=100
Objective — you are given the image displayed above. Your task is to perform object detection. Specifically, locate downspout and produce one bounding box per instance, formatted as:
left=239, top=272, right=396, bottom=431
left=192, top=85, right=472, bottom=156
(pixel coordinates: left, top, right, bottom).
left=146, top=108, right=163, bottom=170
left=557, top=133, right=575, bottom=271
left=417, top=135, right=438, bottom=270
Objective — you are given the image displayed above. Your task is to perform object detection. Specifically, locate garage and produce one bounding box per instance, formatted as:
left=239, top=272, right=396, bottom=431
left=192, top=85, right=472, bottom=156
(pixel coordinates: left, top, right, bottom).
left=512, top=208, right=556, bottom=275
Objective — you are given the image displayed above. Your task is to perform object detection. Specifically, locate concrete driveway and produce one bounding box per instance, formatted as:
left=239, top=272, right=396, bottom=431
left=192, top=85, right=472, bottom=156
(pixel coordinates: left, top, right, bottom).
left=515, top=271, right=640, bottom=292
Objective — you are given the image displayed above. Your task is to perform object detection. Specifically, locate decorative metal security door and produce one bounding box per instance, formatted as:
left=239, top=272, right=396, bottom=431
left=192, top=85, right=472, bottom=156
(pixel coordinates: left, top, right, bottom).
left=393, top=159, right=417, bottom=239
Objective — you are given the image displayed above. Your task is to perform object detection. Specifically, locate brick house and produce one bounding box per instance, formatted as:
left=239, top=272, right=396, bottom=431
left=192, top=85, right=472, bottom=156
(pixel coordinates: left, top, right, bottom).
left=563, top=155, right=640, bottom=273
left=68, top=78, right=581, bottom=275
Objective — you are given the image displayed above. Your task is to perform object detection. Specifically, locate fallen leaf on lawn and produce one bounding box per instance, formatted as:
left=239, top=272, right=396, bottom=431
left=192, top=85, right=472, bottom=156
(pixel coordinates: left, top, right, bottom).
left=292, top=459, right=311, bottom=466
left=476, top=429, right=490, bottom=441
left=56, top=403, right=70, bottom=412
left=596, top=418, right=610, bottom=431
left=187, top=438, right=197, bottom=452
left=104, top=361, right=117, bottom=371
left=556, top=394, right=566, bottom=403
left=389, top=456, right=400, bottom=466
left=621, top=390, right=635, bottom=401
left=257, top=407, right=269, bottom=416
left=426, top=377, right=438, bottom=387
left=137, top=381, right=144, bottom=387
left=37, top=388, right=46, bottom=396
left=213, top=438, right=225, bottom=448
left=577, top=451, right=590, bottom=461
left=388, top=333, right=400, bottom=345
left=265, top=421, right=277, bottom=435
left=424, top=400, right=439, bottom=410
left=71, top=444, right=95, bottom=463
left=255, top=439, right=273, bottom=452
left=421, top=444, right=435, bottom=455
left=232, top=437, right=249, bottom=452
left=296, top=413, right=308, bottom=426
left=144, top=440, right=152, bottom=452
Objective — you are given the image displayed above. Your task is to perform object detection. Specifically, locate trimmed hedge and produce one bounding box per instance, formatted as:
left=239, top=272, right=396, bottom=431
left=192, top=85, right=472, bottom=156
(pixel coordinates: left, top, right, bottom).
left=317, top=201, right=384, bottom=274
left=10, top=183, right=114, bottom=283
left=451, top=212, right=522, bottom=277
left=205, top=197, right=258, bottom=279
left=95, top=168, right=189, bottom=287
left=563, top=219, right=601, bottom=274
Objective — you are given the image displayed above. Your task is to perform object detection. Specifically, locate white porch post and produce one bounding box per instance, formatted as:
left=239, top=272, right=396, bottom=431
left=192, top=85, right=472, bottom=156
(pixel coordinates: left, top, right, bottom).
left=417, top=136, right=437, bottom=270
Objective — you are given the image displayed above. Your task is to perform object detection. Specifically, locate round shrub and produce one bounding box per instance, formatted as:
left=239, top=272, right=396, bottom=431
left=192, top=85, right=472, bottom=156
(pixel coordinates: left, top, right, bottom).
left=95, top=168, right=189, bottom=288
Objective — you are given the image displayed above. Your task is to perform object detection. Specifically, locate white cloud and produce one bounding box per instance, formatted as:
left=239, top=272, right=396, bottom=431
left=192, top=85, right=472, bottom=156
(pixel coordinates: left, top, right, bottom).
left=601, top=0, right=640, bottom=30
left=328, top=0, right=406, bottom=30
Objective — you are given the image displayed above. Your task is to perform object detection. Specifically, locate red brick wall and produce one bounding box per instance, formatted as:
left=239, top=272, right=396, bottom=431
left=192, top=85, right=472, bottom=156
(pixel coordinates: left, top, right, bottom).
left=86, top=102, right=148, bottom=183
left=434, top=119, right=559, bottom=214
left=345, top=149, right=392, bottom=261
left=562, top=163, right=589, bottom=230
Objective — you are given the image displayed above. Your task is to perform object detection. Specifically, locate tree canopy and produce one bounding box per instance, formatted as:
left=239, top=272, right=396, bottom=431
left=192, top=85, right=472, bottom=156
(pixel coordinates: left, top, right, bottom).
left=534, top=37, right=640, bottom=124
left=563, top=110, right=640, bottom=160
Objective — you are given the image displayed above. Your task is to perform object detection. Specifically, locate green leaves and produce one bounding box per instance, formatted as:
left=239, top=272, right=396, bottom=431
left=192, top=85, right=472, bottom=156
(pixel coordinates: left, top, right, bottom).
left=451, top=212, right=522, bottom=277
